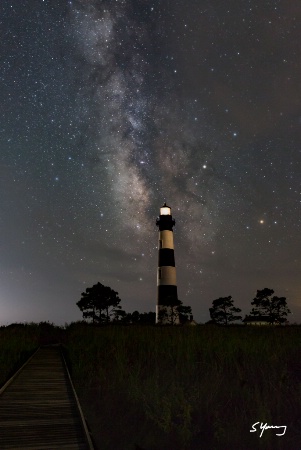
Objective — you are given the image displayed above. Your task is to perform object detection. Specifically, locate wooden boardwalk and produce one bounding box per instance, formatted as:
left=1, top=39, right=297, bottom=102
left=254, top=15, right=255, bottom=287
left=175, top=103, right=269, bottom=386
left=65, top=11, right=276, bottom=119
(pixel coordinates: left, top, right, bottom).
left=0, top=346, right=94, bottom=449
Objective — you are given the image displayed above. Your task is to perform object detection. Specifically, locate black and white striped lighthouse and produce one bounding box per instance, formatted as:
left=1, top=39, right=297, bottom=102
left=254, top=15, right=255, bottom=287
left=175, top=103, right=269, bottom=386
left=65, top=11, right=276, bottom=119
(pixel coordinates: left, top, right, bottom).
left=156, top=203, right=179, bottom=324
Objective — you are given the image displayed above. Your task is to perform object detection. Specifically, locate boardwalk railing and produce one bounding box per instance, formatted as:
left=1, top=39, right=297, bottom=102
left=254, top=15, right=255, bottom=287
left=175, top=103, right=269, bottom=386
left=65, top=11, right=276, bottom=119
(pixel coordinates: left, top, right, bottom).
left=0, top=345, right=94, bottom=449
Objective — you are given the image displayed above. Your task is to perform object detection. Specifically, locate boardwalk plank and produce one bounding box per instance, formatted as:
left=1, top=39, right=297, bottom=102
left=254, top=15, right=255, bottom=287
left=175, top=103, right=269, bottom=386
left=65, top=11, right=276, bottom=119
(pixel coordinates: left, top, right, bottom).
left=0, top=347, right=94, bottom=450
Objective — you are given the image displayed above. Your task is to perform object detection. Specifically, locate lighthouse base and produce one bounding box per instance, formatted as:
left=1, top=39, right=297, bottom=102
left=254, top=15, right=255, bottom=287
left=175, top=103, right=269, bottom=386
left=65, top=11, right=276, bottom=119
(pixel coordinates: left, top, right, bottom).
left=156, top=305, right=180, bottom=325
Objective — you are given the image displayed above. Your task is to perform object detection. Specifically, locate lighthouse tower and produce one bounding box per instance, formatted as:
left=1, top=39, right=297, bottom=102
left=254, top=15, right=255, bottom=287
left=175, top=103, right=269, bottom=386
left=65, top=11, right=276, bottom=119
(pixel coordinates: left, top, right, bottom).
left=156, top=203, right=179, bottom=324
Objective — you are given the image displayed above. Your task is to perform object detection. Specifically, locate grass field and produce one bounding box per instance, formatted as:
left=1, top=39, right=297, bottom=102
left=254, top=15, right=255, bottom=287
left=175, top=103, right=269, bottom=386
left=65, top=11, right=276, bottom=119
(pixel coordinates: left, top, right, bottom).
left=64, top=323, right=301, bottom=450
left=0, top=323, right=40, bottom=387
left=1, top=322, right=301, bottom=449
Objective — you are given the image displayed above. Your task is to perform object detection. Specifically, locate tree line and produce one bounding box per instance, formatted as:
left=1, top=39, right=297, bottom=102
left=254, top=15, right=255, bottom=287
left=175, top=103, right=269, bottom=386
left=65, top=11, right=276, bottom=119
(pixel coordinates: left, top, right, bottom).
left=76, top=283, right=291, bottom=325
left=209, top=288, right=291, bottom=325
left=76, top=282, right=193, bottom=325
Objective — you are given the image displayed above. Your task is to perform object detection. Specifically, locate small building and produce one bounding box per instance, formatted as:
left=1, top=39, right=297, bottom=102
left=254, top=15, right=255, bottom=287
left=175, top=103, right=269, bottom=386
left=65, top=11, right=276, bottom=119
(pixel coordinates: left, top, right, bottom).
left=182, top=315, right=198, bottom=326
left=243, top=315, right=281, bottom=326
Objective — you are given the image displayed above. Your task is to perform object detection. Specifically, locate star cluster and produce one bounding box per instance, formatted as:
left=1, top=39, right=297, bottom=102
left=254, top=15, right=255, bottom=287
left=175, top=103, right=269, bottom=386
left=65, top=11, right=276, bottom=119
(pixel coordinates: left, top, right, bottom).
left=1, top=0, right=301, bottom=324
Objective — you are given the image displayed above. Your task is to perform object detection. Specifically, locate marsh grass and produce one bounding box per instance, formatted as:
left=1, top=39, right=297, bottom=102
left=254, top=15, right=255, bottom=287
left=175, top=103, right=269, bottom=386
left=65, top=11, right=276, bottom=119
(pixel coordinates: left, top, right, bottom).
left=65, top=324, right=301, bottom=449
left=0, top=323, right=40, bottom=387
left=0, top=322, right=64, bottom=388
left=2, top=323, right=300, bottom=449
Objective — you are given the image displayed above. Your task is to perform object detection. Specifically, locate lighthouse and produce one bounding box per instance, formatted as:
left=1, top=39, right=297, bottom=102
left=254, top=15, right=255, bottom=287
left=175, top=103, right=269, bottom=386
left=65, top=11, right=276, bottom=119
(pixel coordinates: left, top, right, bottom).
left=156, top=203, right=179, bottom=324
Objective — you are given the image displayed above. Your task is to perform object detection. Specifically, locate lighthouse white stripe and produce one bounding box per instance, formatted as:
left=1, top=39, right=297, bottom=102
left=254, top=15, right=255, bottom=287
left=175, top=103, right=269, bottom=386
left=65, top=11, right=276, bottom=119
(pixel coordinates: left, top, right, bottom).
left=157, top=266, right=177, bottom=285
left=159, top=230, right=174, bottom=249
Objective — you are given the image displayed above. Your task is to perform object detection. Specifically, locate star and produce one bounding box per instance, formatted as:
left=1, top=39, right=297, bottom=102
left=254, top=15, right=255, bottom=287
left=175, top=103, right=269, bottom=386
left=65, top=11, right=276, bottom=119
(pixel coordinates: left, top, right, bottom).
left=0, top=0, right=300, bottom=326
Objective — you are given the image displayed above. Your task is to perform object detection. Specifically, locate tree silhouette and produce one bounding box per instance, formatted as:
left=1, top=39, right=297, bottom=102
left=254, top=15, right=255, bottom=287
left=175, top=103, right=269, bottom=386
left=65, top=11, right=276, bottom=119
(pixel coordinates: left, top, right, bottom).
left=124, top=311, right=156, bottom=324
left=209, top=296, right=242, bottom=325
left=129, top=310, right=141, bottom=324
left=77, top=282, right=121, bottom=324
left=158, top=297, right=192, bottom=325
left=110, top=310, right=158, bottom=325
left=177, top=303, right=193, bottom=324
left=250, top=288, right=291, bottom=324
left=138, top=311, right=156, bottom=324
left=112, top=306, right=127, bottom=322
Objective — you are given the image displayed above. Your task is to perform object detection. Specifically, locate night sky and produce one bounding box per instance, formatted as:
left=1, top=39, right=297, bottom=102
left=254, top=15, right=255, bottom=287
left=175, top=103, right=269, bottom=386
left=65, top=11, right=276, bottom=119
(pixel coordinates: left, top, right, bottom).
left=1, top=0, right=301, bottom=325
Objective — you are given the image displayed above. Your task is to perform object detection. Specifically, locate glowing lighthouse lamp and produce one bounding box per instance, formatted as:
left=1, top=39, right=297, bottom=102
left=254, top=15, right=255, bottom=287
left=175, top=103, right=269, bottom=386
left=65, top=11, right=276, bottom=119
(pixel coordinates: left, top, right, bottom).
left=156, top=203, right=179, bottom=324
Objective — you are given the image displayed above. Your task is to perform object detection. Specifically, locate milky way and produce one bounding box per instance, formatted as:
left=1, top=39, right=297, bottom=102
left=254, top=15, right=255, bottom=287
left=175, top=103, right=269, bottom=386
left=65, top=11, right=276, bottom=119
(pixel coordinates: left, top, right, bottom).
left=1, top=0, right=301, bottom=324
left=68, top=0, right=232, bottom=248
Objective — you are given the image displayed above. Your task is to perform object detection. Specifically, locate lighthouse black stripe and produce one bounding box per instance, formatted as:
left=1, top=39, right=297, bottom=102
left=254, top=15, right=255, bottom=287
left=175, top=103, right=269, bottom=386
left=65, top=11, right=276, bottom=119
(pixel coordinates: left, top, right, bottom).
left=156, top=215, right=175, bottom=231
left=157, top=285, right=178, bottom=306
left=158, top=248, right=175, bottom=267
